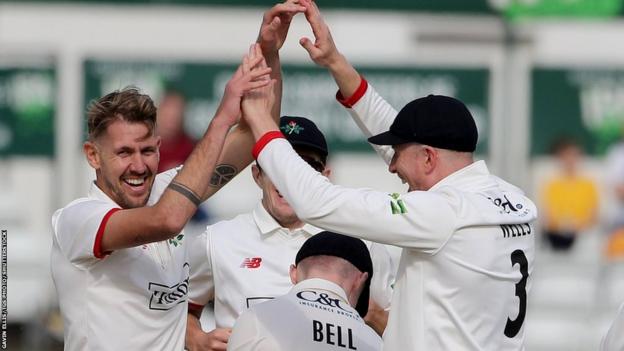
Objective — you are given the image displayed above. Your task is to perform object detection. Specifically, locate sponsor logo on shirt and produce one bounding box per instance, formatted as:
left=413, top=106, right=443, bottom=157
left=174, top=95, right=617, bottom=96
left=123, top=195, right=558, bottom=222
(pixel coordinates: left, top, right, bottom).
left=240, top=257, right=262, bottom=269
left=488, top=195, right=523, bottom=213
left=389, top=193, right=407, bottom=214
left=296, top=290, right=360, bottom=321
left=148, top=262, right=189, bottom=311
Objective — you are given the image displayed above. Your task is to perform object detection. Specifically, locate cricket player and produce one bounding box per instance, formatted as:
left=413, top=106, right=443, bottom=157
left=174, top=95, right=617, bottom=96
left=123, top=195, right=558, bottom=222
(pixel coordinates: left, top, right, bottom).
left=185, top=116, right=395, bottom=351
left=238, top=1, right=539, bottom=349
left=227, top=232, right=382, bottom=351
left=51, top=45, right=274, bottom=350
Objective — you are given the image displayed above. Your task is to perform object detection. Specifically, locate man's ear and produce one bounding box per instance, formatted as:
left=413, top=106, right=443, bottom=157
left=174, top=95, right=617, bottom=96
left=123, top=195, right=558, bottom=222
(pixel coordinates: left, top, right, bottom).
left=356, top=271, right=369, bottom=292
left=321, top=166, right=331, bottom=178
left=423, top=146, right=438, bottom=175
left=251, top=164, right=262, bottom=187
left=83, top=141, right=101, bottom=170
left=289, top=264, right=298, bottom=285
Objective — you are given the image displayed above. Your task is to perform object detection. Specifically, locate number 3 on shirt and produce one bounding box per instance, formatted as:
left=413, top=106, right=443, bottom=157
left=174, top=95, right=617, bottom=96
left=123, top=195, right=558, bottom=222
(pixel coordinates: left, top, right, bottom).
left=504, top=249, right=528, bottom=338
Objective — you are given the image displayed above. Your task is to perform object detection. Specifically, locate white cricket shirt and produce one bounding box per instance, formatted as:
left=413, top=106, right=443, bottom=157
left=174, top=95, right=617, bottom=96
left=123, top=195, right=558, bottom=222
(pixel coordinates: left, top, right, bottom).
left=227, top=278, right=382, bottom=351
left=602, top=302, right=624, bottom=351
left=254, top=80, right=538, bottom=350
left=51, top=169, right=190, bottom=351
left=188, top=203, right=395, bottom=328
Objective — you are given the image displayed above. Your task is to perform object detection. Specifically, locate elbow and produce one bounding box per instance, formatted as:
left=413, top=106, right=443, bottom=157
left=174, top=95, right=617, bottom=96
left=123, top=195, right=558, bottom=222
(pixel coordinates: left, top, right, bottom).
left=156, top=204, right=188, bottom=237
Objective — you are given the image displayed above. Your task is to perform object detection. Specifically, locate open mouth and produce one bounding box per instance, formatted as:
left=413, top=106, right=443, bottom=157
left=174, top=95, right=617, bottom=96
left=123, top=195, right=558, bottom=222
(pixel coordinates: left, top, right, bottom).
left=123, top=177, right=146, bottom=187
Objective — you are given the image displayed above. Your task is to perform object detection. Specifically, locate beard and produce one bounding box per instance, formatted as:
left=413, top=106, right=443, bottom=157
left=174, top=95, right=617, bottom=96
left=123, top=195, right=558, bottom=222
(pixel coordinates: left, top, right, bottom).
left=103, top=173, right=153, bottom=209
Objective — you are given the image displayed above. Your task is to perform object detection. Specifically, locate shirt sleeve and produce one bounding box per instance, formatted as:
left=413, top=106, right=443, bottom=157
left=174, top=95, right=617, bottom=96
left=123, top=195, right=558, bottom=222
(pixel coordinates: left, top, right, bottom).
left=337, top=79, right=398, bottom=165
left=367, top=242, right=396, bottom=310
left=257, top=139, right=457, bottom=253
left=148, top=167, right=180, bottom=204
left=52, top=199, right=120, bottom=270
left=188, top=228, right=215, bottom=310
left=228, top=309, right=278, bottom=351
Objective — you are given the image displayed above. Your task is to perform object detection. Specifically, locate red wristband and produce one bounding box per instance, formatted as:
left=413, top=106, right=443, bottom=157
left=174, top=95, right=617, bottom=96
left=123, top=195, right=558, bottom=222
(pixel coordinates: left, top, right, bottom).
left=336, top=77, right=368, bottom=108
left=252, top=131, right=285, bottom=159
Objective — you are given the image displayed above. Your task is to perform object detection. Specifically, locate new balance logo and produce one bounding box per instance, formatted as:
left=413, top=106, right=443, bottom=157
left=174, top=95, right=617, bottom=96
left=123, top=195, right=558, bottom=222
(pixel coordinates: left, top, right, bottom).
left=241, top=257, right=262, bottom=269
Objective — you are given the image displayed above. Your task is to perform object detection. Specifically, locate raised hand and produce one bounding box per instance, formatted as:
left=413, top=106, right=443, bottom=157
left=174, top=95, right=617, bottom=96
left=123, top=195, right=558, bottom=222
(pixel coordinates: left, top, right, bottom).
left=214, top=44, right=273, bottom=127
left=298, top=0, right=342, bottom=68
left=241, top=45, right=279, bottom=139
left=257, top=0, right=307, bottom=54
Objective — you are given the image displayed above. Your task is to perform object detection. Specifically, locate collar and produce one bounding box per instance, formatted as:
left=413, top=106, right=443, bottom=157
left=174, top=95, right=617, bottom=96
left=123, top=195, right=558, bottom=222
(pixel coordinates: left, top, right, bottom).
left=429, top=160, right=491, bottom=192
left=252, top=202, right=321, bottom=237
left=291, top=278, right=351, bottom=305
left=88, top=181, right=121, bottom=207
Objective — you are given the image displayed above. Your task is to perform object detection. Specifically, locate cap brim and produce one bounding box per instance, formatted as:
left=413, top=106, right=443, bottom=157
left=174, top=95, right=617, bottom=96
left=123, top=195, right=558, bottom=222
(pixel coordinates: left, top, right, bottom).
left=288, top=140, right=328, bottom=156
left=367, top=131, right=410, bottom=146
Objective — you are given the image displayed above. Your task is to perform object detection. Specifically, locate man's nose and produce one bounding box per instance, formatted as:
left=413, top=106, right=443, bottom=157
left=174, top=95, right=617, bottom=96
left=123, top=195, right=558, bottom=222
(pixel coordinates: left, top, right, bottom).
left=129, top=154, right=147, bottom=174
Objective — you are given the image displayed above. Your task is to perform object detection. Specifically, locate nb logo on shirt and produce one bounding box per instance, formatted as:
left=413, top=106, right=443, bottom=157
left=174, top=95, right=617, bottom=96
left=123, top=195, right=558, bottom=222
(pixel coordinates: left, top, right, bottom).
left=241, top=257, right=262, bottom=269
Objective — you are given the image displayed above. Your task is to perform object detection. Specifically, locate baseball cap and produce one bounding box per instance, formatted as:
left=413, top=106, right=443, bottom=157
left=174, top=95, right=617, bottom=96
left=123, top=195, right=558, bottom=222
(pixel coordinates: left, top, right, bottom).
left=295, top=231, right=373, bottom=318
left=280, top=116, right=328, bottom=157
left=367, top=94, right=478, bottom=152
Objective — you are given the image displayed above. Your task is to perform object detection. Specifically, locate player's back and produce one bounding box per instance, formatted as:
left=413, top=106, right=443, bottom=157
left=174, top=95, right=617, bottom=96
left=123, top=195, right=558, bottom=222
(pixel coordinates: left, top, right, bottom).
left=384, top=169, right=535, bottom=351
left=228, top=278, right=382, bottom=351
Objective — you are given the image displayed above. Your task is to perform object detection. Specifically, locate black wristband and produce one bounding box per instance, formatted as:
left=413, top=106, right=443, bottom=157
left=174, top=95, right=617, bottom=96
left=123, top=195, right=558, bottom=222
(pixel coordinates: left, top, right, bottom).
left=167, top=181, right=202, bottom=207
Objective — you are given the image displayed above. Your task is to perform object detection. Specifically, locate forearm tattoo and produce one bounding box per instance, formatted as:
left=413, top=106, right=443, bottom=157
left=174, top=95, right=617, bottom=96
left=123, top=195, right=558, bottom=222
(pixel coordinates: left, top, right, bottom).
left=209, top=164, right=238, bottom=188
left=167, top=181, right=202, bottom=207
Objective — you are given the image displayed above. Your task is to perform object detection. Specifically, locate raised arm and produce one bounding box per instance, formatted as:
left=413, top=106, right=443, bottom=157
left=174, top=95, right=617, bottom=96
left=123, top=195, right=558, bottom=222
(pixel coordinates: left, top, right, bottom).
left=298, top=0, right=359, bottom=102
left=257, top=0, right=306, bottom=120
left=101, top=46, right=274, bottom=252
left=201, top=3, right=305, bottom=200
left=298, top=0, right=396, bottom=163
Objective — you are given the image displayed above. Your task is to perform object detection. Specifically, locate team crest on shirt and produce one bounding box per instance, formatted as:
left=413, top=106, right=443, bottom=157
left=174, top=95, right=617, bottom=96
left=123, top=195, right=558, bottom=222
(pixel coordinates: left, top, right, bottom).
left=168, top=234, right=184, bottom=247
left=389, top=193, right=407, bottom=214
left=280, top=121, right=304, bottom=135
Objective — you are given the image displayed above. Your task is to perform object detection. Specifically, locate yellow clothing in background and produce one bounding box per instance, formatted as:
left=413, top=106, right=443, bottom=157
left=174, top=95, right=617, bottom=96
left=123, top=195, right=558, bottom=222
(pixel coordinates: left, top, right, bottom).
left=542, top=176, right=598, bottom=232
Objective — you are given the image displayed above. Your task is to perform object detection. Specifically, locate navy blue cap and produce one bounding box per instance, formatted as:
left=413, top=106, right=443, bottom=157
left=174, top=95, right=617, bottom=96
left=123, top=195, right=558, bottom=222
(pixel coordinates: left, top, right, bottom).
left=280, top=116, right=328, bottom=157
left=368, top=94, right=478, bottom=152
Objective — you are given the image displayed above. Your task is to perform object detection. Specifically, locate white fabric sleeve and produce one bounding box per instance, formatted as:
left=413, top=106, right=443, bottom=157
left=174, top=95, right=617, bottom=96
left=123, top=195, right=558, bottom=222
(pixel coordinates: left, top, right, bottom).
left=148, top=167, right=180, bottom=203
left=227, top=310, right=277, bottom=351
left=188, top=228, right=215, bottom=308
left=257, top=139, right=456, bottom=253
left=342, top=81, right=398, bottom=165
left=601, top=302, right=624, bottom=351
left=52, top=200, right=119, bottom=270
left=367, top=242, right=396, bottom=310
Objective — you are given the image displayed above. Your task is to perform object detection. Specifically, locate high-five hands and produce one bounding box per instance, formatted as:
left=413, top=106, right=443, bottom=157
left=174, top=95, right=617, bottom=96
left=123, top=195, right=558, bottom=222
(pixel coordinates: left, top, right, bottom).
left=215, top=44, right=274, bottom=128
left=241, top=44, right=279, bottom=139
left=258, top=0, right=307, bottom=54
left=298, top=0, right=343, bottom=69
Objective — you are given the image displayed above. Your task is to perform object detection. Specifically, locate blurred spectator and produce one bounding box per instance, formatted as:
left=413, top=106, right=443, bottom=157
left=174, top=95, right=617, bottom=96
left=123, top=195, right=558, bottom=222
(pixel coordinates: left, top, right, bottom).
left=157, top=90, right=210, bottom=222
left=605, top=126, right=624, bottom=259
left=157, top=90, right=196, bottom=172
left=540, top=137, right=599, bottom=251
